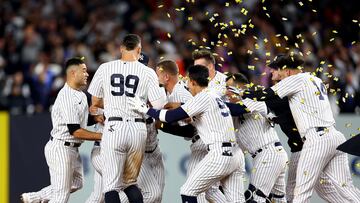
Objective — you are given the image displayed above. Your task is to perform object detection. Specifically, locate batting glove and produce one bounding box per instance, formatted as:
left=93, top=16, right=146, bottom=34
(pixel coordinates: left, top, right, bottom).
left=128, top=96, right=149, bottom=114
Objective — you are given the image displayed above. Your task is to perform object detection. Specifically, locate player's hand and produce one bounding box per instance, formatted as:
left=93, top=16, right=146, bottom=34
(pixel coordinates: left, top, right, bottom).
left=128, top=96, right=149, bottom=114
left=94, top=115, right=105, bottom=125
left=89, top=106, right=104, bottom=115
left=164, top=102, right=181, bottom=109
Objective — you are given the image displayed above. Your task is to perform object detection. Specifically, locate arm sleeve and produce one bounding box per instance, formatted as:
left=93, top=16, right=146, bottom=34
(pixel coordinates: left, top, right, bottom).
left=147, top=107, right=190, bottom=123
left=242, top=99, right=268, bottom=116
left=67, top=124, right=81, bottom=135
left=180, top=93, right=208, bottom=117
left=160, top=123, right=196, bottom=138
left=270, top=74, right=303, bottom=98
left=225, top=102, right=249, bottom=116
left=88, top=65, right=104, bottom=98
left=243, top=88, right=280, bottom=101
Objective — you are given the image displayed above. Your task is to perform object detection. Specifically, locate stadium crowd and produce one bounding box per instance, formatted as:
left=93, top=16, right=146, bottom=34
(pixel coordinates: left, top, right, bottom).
left=0, top=0, right=359, bottom=115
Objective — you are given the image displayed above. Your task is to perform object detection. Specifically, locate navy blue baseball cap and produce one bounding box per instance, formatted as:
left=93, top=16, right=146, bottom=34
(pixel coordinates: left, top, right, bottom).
left=138, top=52, right=149, bottom=66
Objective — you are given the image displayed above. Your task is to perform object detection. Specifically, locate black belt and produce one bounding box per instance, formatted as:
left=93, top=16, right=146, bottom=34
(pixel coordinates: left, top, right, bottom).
left=145, top=145, right=158, bottom=153
left=302, top=127, right=327, bottom=142
left=251, top=142, right=282, bottom=158
left=50, top=136, right=81, bottom=147
left=94, top=141, right=100, bottom=146
left=145, top=117, right=154, bottom=124
left=192, top=135, right=200, bottom=143
left=108, top=117, right=145, bottom=123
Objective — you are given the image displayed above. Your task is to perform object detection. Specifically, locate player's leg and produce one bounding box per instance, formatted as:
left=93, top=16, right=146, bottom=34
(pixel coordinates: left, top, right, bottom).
left=86, top=171, right=105, bottom=203
left=180, top=145, right=235, bottom=202
left=319, top=131, right=360, bottom=202
left=286, top=152, right=300, bottom=202
left=292, top=132, right=337, bottom=203
left=45, top=140, right=75, bottom=203
left=70, top=152, right=84, bottom=193
left=220, top=147, right=245, bottom=203
left=86, top=146, right=104, bottom=203
left=122, top=122, right=147, bottom=203
left=188, top=140, right=227, bottom=203
left=314, top=172, right=349, bottom=203
left=248, top=144, right=288, bottom=202
left=102, top=123, right=129, bottom=203
left=269, top=165, right=287, bottom=203
left=147, top=146, right=165, bottom=196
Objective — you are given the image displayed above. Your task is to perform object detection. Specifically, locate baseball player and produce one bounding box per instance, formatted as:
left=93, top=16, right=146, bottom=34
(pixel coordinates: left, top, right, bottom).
left=157, top=59, right=245, bottom=203
left=129, top=64, right=245, bottom=203
left=242, top=53, right=360, bottom=202
left=266, top=56, right=348, bottom=203
left=86, top=54, right=165, bottom=203
left=21, top=58, right=102, bottom=203
left=190, top=50, right=232, bottom=202
left=225, top=73, right=288, bottom=203
left=87, top=34, right=167, bottom=203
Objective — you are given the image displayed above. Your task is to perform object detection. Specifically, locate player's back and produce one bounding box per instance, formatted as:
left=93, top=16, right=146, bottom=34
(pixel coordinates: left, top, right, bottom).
left=277, top=72, right=335, bottom=135
left=236, top=99, right=279, bottom=154
left=94, top=60, right=163, bottom=119
left=182, top=89, right=236, bottom=145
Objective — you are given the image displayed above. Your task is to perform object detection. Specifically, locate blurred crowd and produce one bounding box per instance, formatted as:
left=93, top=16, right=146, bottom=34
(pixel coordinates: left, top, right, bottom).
left=0, top=0, right=359, bottom=115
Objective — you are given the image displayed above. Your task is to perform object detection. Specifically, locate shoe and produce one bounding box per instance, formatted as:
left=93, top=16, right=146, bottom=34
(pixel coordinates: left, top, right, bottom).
left=20, top=193, right=40, bottom=203
left=20, top=193, right=30, bottom=203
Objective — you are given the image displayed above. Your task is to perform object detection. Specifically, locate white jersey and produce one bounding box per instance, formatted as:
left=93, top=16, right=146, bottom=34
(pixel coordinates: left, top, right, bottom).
left=208, top=71, right=227, bottom=99
left=50, top=83, right=88, bottom=143
left=181, top=89, right=236, bottom=145
left=167, top=81, right=193, bottom=127
left=167, top=81, right=193, bottom=103
left=88, top=60, right=166, bottom=119
left=271, top=72, right=335, bottom=136
left=236, top=98, right=279, bottom=154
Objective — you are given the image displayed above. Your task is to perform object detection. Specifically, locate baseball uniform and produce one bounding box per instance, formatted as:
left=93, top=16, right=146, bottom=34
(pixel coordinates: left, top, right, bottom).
left=21, top=83, right=88, bottom=203
left=88, top=59, right=166, bottom=195
left=246, top=72, right=360, bottom=202
left=235, top=98, right=288, bottom=203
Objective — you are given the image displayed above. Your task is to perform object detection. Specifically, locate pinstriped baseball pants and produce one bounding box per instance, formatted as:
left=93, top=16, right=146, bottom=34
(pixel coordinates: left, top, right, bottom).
left=293, top=127, right=360, bottom=203
left=250, top=143, right=288, bottom=202
left=181, top=143, right=245, bottom=202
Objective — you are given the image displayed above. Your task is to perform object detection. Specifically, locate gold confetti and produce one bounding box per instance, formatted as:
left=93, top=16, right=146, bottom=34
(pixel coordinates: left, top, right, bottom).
left=158, top=4, right=164, bottom=8
left=188, top=17, right=193, bottom=21
left=282, top=17, right=288, bottom=21
left=300, top=98, right=305, bottom=104
left=167, top=33, right=171, bottom=38
left=319, top=179, right=325, bottom=184
left=299, top=1, right=304, bottom=6
left=167, top=13, right=171, bottom=18
left=304, top=171, right=308, bottom=176
left=353, top=19, right=359, bottom=23
left=248, top=65, right=255, bottom=70
left=345, top=123, right=352, bottom=128
left=161, top=123, right=164, bottom=128
left=330, top=38, right=335, bottom=42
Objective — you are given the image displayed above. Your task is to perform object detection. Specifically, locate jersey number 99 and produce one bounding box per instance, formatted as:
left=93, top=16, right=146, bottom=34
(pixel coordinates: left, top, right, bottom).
left=111, top=74, right=139, bottom=97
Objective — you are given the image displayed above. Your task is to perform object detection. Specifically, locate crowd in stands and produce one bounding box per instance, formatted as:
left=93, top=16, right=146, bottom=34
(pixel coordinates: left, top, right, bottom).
left=0, top=0, right=359, bottom=115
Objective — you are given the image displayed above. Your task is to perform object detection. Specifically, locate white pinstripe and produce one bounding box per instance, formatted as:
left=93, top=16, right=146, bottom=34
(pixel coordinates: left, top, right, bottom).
left=271, top=72, right=360, bottom=202
left=168, top=82, right=230, bottom=202
left=22, top=83, right=88, bottom=203
left=286, top=151, right=348, bottom=203
left=234, top=99, right=287, bottom=202
left=87, top=59, right=166, bottom=194
left=180, top=90, right=245, bottom=202
left=86, top=123, right=165, bottom=203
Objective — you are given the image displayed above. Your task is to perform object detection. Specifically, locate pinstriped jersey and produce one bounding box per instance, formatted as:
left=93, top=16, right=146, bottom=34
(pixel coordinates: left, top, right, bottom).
left=50, top=83, right=88, bottom=143
left=167, top=81, right=193, bottom=104
left=235, top=98, right=279, bottom=154
left=88, top=60, right=166, bottom=119
left=208, top=71, right=227, bottom=98
left=271, top=72, right=335, bottom=135
left=181, top=89, right=236, bottom=145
